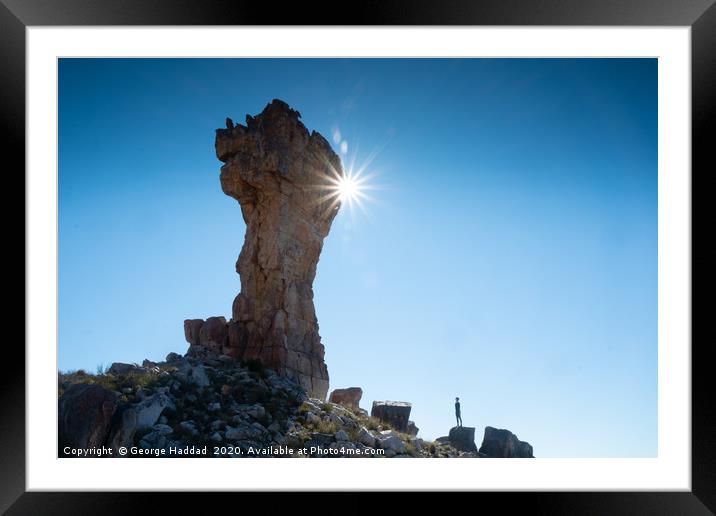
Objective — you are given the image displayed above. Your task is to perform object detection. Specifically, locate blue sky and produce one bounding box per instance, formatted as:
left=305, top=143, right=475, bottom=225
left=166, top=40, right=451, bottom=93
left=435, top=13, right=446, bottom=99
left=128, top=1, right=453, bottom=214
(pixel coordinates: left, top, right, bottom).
left=59, top=58, right=657, bottom=457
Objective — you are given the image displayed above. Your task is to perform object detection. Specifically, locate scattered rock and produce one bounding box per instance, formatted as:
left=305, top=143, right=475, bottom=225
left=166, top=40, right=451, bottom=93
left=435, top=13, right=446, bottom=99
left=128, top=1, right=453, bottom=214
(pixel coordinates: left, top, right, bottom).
left=246, top=404, right=266, bottom=420
left=134, top=392, right=174, bottom=429
left=225, top=424, right=262, bottom=441
left=189, top=364, right=210, bottom=387
left=376, top=430, right=406, bottom=454
left=179, top=421, right=199, bottom=436
left=357, top=426, right=376, bottom=447
left=153, top=424, right=174, bottom=435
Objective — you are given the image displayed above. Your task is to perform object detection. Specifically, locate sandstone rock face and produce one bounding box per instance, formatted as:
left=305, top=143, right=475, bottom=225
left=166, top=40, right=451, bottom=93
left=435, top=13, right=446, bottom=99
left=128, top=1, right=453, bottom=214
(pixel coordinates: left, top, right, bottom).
left=58, top=384, right=117, bottom=454
left=329, top=387, right=363, bottom=410
left=198, top=316, right=228, bottom=354
left=448, top=426, right=477, bottom=452
left=183, top=319, right=204, bottom=346
left=371, top=401, right=412, bottom=432
left=213, top=99, right=342, bottom=399
left=479, top=426, right=534, bottom=458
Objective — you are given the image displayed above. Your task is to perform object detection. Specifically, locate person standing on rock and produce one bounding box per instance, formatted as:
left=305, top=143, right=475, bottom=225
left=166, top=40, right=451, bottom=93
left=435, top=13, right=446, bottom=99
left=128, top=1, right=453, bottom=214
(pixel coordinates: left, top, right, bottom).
left=455, top=397, right=463, bottom=427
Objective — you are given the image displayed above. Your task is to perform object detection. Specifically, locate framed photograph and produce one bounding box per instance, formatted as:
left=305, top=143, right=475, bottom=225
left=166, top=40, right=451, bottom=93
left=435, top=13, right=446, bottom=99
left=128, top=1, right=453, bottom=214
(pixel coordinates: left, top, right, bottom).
left=6, top=0, right=712, bottom=511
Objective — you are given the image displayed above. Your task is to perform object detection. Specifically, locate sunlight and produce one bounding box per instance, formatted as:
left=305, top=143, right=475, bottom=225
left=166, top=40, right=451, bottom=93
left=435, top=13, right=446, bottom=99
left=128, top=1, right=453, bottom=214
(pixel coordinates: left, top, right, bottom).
left=313, top=129, right=384, bottom=218
left=325, top=166, right=375, bottom=215
left=337, top=174, right=359, bottom=203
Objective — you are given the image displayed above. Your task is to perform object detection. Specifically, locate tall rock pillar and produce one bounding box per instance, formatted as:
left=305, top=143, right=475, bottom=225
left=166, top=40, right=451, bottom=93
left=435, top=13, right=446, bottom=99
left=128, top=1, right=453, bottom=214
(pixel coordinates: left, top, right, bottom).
left=214, top=99, right=341, bottom=399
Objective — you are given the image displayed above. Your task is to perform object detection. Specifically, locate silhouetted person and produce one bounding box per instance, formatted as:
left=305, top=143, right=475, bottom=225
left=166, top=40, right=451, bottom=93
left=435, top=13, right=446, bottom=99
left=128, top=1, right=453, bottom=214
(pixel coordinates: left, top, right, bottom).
left=455, top=397, right=462, bottom=427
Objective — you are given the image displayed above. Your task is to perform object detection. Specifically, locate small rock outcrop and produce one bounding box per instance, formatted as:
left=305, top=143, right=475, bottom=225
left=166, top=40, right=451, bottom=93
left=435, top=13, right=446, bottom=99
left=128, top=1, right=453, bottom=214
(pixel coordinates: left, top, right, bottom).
left=371, top=401, right=412, bottom=433
left=194, top=99, right=343, bottom=399
left=407, top=420, right=419, bottom=437
left=479, top=426, right=534, bottom=458
left=329, top=387, right=363, bottom=411
left=448, top=426, right=477, bottom=453
left=58, top=383, right=117, bottom=454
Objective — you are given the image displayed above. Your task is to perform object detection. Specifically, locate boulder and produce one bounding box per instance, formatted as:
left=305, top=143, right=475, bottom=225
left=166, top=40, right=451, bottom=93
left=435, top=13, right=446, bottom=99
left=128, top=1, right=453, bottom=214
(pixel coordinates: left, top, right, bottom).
left=448, top=426, right=477, bottom=453
left=305, top=432, right=335, bottom=449
left=58, top=384, right=117, bottom=453
left=179, top=421, right=199, bottom=436
left=166, top=352, right=183, bottom=363
left=407, top=420, right=419, bottom=437
left=213, top=99, right=342, bottom=399
left=479, top=426, right=534, bottom=458
left=329, top=387, right=363, bottom=411
left=134, top=392, right=175, bottom=429
left=371, top=401, right=412, bottom=432
left=225, top=425, right=259, bottom=441
left=376, top=430, right=406, bottom=454
left=198, top=316, right=228, bottom=353
left=183, top=319, right=204, bottom=345
left=107, top=362, right=138, bottom=376
left=357, top=426, right=376, bottom=447
left=108, top=405, right=138, bottom=452
left=189, top=364, right=210, bottom=387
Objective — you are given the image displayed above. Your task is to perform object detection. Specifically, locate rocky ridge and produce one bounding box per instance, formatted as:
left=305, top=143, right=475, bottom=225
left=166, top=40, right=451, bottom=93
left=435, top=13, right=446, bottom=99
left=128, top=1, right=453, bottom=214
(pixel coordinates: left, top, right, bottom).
left=59, top=354, right=434, bottom=457
left=59, top=352, right=533, bottom=458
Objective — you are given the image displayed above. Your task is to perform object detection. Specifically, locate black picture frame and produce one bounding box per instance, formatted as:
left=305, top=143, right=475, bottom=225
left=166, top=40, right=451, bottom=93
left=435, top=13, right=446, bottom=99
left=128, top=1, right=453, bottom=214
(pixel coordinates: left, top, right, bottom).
left=4, top=0, right=713, bottom=512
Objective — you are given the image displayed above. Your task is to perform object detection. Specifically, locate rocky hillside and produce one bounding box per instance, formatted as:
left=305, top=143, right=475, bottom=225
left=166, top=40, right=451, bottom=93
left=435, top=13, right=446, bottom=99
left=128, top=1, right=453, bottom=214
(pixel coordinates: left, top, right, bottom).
left=59, top=351, right=535, bottom=458
left=59, top=352, right=493, bottom=458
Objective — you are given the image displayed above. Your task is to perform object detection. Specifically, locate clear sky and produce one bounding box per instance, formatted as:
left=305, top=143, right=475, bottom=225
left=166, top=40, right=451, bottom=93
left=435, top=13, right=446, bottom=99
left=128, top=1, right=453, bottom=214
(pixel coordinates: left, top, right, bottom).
left=59, top=58, right=657, bottom=457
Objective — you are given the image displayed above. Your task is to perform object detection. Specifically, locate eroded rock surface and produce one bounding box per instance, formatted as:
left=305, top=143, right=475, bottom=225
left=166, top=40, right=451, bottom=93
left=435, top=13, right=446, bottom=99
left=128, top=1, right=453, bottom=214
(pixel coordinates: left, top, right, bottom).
left=371, top=401, right=412, bottom=433
left=329, top=387, right=363, bottom=411
left=479, top=426, right=534, bottom=458
left=58, top=383, right=117, bottom=454
left=213, top=99, right=342, bottom=399
left=448, top=425, right=477, bottom=452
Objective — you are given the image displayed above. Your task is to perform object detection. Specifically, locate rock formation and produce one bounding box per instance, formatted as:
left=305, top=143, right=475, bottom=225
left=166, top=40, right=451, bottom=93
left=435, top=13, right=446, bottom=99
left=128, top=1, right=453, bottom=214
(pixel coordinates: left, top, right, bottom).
left=329, top=387, right=363, bottom=411
left=371, top=401, right=412, bottom=433
left=479, top=426, right=534, bottom=458
left=407, top=420, right=419, bottom=437
left=448, top=426, right=477, bottom=453
left=58, top=384, right=117, bottom=455
left=206, top=99, right=342, bottom=399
